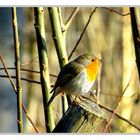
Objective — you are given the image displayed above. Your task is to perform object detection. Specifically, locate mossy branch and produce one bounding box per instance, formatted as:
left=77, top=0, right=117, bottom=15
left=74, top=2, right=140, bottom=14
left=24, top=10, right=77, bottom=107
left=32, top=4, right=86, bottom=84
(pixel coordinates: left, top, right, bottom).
left=34, top=7, right=55, bottom=132
left=48, top=7, right=69, bottom=113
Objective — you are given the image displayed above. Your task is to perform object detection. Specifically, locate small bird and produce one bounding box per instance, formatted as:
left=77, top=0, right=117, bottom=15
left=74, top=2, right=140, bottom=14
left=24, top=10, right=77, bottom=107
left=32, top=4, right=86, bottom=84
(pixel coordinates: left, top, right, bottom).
left=46, top=53, right=101, bottom=108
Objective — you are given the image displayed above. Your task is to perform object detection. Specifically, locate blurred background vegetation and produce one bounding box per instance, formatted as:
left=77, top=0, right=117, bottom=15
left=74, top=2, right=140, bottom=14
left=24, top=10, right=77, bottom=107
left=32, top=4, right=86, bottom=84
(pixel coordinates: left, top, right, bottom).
left=0, top=7, right=140, bottom=133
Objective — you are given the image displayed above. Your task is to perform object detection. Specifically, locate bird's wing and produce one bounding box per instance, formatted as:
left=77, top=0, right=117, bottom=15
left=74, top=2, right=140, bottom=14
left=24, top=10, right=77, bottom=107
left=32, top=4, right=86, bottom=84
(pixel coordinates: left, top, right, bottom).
left=51, top=61, right=84, bottom=92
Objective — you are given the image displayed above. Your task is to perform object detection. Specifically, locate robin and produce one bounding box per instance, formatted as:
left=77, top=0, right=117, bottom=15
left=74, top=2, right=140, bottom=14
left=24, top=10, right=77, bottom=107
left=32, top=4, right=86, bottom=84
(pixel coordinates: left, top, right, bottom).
left=46, top=53, right=101, bottom=108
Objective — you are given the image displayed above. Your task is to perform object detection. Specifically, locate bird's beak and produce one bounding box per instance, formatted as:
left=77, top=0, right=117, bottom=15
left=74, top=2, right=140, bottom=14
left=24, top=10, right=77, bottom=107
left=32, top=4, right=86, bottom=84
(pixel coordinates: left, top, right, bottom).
left=97, top=57, right=102, bottom=63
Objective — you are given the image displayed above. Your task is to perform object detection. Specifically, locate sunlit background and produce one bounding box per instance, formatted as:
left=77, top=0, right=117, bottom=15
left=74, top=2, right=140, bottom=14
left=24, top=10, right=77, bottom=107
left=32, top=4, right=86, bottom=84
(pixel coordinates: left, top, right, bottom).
left=0, top=7, right=140, bottom=133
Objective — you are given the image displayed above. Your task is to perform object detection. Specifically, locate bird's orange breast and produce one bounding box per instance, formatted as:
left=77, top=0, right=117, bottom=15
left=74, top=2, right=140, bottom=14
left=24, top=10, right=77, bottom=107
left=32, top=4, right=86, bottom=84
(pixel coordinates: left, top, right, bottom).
left=85, top=59, right=100, bottom=82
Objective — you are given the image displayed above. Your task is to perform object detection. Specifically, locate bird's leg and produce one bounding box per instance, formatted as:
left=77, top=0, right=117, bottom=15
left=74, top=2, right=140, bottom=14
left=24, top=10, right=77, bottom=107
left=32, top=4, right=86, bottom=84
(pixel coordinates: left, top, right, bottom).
left=89, top=90, right=101, bottom=105
left=73, top=95, right=87, bottom=105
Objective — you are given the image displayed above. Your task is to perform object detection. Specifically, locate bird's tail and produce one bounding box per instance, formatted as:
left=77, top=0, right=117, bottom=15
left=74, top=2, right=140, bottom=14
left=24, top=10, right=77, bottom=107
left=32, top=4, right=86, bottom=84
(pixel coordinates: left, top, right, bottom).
left=45, top=87, right=61, bottom=110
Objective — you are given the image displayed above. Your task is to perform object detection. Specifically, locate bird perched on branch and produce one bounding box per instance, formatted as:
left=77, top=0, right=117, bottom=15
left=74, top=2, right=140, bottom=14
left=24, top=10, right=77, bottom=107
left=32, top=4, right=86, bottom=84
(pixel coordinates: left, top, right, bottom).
left=46, top=53, right=101, bottom=108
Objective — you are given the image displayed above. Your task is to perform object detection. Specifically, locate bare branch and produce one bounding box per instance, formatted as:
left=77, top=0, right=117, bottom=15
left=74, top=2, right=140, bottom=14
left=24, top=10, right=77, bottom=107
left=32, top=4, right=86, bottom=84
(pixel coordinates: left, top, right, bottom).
left=102, top=72, right=133, bottom=132
left=64, top=8, right=80, bottom=32
left=99, top=103, right=140, bottom=131
left=0, top=55, right=17, bottom=92
left=22, top=104, right=39, bottom=133
left=0, top=75, right=40, bottom=84
left=102, top=7, right=130, bottom=16
left=68, top=7, right=97, bottom=60
left=0, top=67, right=57, bottom=78
left=97, top=60, right=102, bottom=105
left=0, top=55, right=39, bottom=132
left=58, top=7, right=79, bottom=33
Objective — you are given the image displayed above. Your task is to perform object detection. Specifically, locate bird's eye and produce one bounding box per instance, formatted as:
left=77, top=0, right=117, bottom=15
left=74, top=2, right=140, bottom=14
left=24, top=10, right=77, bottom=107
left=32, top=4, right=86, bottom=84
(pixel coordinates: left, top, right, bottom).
left=91, top=59, right=94, bottom=62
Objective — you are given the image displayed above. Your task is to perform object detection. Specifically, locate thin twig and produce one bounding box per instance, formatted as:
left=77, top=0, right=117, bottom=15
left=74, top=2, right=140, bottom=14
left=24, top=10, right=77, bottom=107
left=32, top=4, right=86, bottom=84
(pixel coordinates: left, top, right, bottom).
left=0, top=67, right=57, bottom=78
left=101, top=92, right=137, bottom=99
left=99, top=103, right=140, bottom=131
left=102, top=7, right=130, bottom=16
left=0, top=75, right=40, bottom=84
left=22, top=104, right=39, bottom=133
left=0, top=66, right=136, bottom=99
left=104, top=119, right=112, bottom=132
left=58, top=7, right=79, bottom=45
left=0, top=55, right=39, bottom=132
left=68, top=7, right=129, bottom=60
left=102, top=72, right=133, bottom=132
left=63, top=7, right=79, bottom=32
left=12, top=7, right=23, bottom=132
left=0, top=67, right=40, bottom=74
left=68, top=7, right=97, bottom=60
left=0, top=56, right=17, bottom=92
left=57, top=8, right=65, bottom=32
left=97, top=59, right=102, bottom=105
